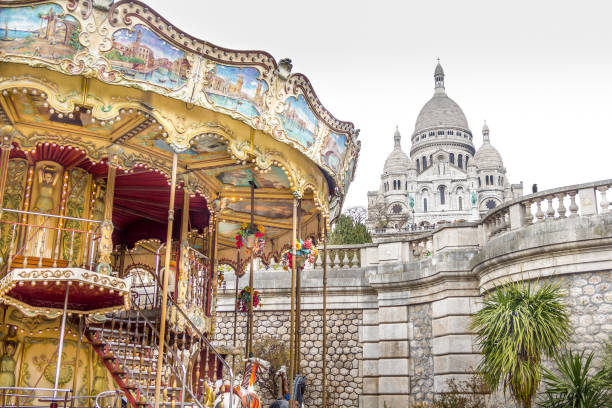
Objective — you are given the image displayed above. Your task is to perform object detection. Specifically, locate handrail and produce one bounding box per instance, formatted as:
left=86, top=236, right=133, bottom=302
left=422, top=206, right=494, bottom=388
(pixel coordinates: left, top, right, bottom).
left=0, top=207, right=103, bottom=224
left=482, top=178, right=612, bottom=223
left=94, top=390, right=125, bottom=408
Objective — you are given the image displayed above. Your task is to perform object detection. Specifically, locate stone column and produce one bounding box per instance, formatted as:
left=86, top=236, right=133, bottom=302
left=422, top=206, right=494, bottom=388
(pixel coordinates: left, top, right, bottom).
left=578, top=187, right=598, bottom=216
left=96, top=146, right=122, bottom=274
left=360, top=305, right=411, bottom=408
left=431, top=297, right=481, bottom=394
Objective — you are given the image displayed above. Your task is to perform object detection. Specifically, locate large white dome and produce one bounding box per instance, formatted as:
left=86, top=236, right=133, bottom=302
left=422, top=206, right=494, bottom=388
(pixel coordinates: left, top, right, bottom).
left=413, top=62, right=470, bottom=135
left=414, top=94, right=469, bottom=133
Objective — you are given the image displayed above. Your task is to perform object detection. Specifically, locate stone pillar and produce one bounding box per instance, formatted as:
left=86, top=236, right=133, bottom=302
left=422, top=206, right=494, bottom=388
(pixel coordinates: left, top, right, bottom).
left=360, top=309, right=379, bottom=408
left=509, top=202, right=524, bottom=230
left=578, top=187, right=598, bottom=216
left=431, top=297, right=481, bottom=394
left=96, top=146, right=121, bottom=274
left=360, top=305, right=411, bottom=408
left=377, top=306, right=411, bottom=407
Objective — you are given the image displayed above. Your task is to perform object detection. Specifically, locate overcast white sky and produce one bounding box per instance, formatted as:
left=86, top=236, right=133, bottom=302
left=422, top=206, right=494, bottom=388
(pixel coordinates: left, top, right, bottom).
left=147, top=0, right=611, bottom=209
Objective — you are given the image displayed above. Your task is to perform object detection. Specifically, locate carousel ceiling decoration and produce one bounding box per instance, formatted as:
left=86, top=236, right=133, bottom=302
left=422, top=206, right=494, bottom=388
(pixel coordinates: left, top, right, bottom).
left=0, top=0, right=360, bottom=211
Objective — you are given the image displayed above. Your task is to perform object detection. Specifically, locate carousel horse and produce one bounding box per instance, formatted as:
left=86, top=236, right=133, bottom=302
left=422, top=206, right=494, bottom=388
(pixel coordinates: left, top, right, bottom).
left=214, top=356, right=270, bottom=408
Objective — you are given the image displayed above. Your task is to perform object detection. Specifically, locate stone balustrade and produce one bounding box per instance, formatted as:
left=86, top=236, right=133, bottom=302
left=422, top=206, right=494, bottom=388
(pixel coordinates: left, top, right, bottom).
left=483, top=179, right=611, bottom=239
left=313, top=244, right=368, bottom=268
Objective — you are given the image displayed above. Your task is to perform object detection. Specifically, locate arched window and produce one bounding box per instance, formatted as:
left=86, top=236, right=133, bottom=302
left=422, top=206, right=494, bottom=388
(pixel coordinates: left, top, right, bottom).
left=458, top=196, right=463, bottom=211
left=478, top=177, right=481, bottom=187
left=405, top=181, right=408, bottom=190
left=422, top=156, right=427, bottom=169
left=465, top=156, right=469, bottom=167
left=416, top=159, right=420, bottom=172
left=485, top=176, right=489, bottom=185
left=397, top=180, right=401, bottom=189
left=439, top=185, right=446, bottom=205
left=430, top=154, right=433, bottom=166
left=458, top=154, right=463, bottom=168
left=450, top=153, right=455, bottom=164
left=424, top=198, right=428, bottom=212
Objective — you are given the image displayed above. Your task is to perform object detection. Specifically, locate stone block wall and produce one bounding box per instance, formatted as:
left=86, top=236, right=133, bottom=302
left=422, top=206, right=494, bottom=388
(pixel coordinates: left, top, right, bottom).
left=214, top=309, right=363, bottom=407
left=408, top=303, right=434, bottom=404
left=554, top=270, right=611, bottom=369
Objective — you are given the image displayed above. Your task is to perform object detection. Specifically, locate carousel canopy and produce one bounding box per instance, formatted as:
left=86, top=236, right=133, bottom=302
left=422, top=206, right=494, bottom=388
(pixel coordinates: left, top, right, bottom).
left=0, top=0, right=360, bottom=269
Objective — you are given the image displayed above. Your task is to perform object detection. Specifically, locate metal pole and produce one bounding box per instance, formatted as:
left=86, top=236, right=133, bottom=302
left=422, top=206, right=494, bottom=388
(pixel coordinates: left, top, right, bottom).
left=70, top=315, right=83, bottom=408
left=247, top=181, right=255, bottom=356
left=154, top=152, right=178, bottom=408
left=294, top=200, right=302, bottom=374
left=53, top=283, right=70, bottom=398
left=232, top=250, right=239, bottom=378
left=288, top=198, right=297, bottom=406
left=322, top=218, right=328, bottom=408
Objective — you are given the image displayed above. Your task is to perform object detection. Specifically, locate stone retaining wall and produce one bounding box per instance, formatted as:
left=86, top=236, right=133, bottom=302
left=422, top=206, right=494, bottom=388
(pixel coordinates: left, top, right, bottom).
left=214, top=309, right=363, bottom=407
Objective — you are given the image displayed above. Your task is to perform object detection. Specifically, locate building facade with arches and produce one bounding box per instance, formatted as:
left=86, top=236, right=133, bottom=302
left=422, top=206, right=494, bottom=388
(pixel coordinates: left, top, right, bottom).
left=368, top=62, right=523, bottom=231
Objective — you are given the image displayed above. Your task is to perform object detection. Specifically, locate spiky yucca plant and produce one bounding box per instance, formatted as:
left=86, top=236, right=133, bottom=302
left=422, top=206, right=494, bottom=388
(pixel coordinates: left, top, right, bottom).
left=540, top=350, right=610, bottom=408
left=471, top=282, right=570, bottom=408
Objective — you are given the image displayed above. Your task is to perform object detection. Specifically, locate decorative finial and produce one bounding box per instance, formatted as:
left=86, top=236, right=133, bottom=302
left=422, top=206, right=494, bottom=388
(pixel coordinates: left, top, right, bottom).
left=393, top=126, right=401, bottom=149
left=434, top=60, right=445, bottom=91
left=482, top=120, right=490, bottom=143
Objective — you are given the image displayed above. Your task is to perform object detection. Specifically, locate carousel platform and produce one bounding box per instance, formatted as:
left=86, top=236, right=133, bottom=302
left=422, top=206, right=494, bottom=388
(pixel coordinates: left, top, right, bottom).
left=0, top=267, right=130, bottom=316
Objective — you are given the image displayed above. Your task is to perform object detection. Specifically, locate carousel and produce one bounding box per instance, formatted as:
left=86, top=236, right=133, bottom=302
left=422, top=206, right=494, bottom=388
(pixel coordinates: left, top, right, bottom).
left=0, top=0, right=359, bottom=407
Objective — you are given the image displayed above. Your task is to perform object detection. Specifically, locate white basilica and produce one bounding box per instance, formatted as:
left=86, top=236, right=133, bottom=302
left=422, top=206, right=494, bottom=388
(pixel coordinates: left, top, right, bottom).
left=367, top=62, right=523, bottom=231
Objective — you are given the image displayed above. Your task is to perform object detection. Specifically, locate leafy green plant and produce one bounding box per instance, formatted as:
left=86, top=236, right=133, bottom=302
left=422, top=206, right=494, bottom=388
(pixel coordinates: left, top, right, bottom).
left=471, top=282, right=570, bottom=408
left=539, top=350, right=610, bottom=408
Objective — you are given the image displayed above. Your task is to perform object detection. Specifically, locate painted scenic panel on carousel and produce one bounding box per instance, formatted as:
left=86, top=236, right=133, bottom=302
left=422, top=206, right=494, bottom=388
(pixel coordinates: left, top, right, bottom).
left=9, top=92, right=124, bottom=134
left=131, top=128, right=227, bottom=161
left=215, top=166, right=290, bottom=189
left=204, top=64, right=268, bottom=118
left=278, top=95, right=319, bottom=149
left=227, top=199, right=306, bottom=220
left=0, top=4, right=81, bottom=60
left=321, top=132, right=348, bottom=172
left=106, top=25, right=190, bottom=89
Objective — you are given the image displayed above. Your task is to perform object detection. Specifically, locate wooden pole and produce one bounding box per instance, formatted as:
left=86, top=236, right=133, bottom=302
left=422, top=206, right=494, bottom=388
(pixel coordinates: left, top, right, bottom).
left=154, top=152, right=178, bottom=408
left=288, top=197, right=298, bottom=406
left=322, top=218, right=328, bottom=408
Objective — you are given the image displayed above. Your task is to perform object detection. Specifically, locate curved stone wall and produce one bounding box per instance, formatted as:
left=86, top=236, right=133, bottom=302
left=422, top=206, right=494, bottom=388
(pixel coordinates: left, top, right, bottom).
left=213, top=180, right=612, bottom=408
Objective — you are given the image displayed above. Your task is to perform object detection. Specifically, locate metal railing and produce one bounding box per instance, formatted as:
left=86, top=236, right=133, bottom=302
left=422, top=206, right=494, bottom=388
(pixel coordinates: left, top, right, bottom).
left=0, top=387, right=71, bottom=408
left=98, top=252, right=232, bottom=407
left=0, top=208, right=101, bottom=276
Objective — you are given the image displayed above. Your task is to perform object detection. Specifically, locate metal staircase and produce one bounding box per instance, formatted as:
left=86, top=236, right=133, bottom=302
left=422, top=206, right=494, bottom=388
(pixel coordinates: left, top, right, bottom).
left=86, top=261, right=232, bottom=408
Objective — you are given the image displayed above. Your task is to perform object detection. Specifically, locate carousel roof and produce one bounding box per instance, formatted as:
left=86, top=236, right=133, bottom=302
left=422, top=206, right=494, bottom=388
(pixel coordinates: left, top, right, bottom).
left=0, top=0, right=359, bottom=271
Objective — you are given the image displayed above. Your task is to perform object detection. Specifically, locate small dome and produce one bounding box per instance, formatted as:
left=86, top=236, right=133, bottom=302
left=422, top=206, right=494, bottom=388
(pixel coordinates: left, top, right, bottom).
left=474, top=144, right=503, bottom=169
left=474, top=122, right=503, bottom=169
left=384, top=126, right=410, bottom=173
